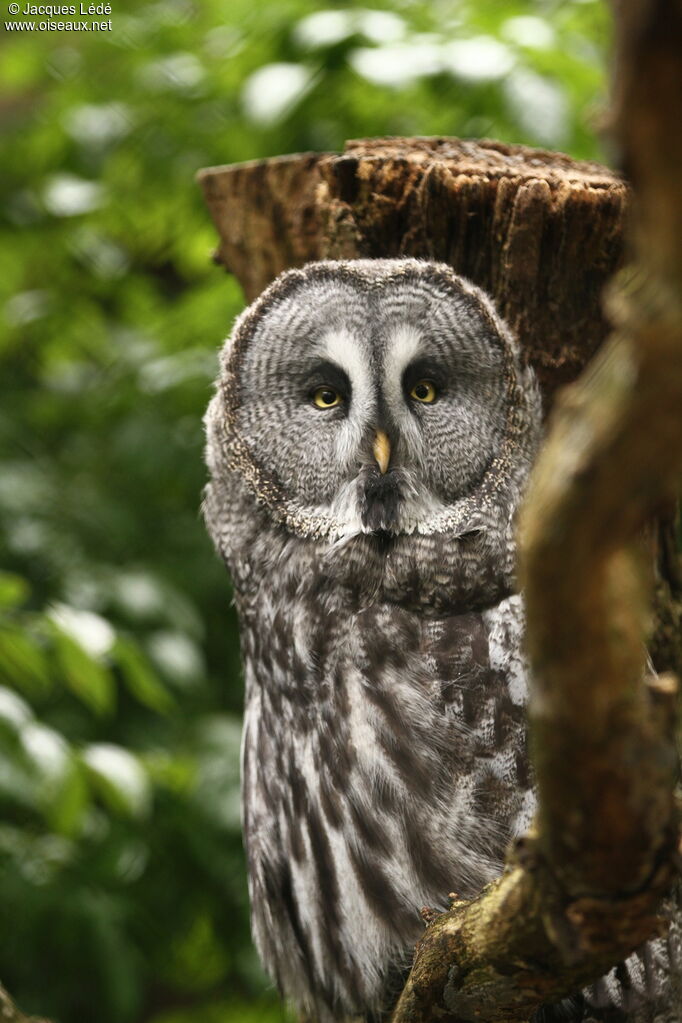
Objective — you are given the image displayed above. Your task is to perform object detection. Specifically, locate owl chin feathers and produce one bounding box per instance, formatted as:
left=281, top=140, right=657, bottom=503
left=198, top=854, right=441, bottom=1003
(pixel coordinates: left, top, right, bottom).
left=300, top=463, right=467, bottom=544
left=359, top=468, right=402, bottom=533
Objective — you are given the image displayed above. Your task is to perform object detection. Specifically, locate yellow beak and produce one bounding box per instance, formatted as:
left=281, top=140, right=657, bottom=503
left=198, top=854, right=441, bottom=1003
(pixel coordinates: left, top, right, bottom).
left=372, top=430, right=391, bottom=475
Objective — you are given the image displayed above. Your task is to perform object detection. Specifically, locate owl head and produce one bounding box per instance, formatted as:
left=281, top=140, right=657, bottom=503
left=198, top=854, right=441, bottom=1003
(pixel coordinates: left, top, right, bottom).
left=205, top=260, right=540, bottom=557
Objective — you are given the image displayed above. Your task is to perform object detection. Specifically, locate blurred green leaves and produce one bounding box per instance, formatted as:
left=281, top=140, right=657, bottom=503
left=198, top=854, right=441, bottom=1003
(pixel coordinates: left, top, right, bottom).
left=53, top=629, right=117, bottom=715
left=0, top=0, right=609, bottom=1020
left=114, top=636, right=176, bottom=714
left=0, top=573, right=31, bottom=609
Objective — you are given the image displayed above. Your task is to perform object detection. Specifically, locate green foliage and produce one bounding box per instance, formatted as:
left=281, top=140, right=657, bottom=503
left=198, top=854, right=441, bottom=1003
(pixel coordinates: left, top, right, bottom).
left=0, top=1, right=609, bottom=1020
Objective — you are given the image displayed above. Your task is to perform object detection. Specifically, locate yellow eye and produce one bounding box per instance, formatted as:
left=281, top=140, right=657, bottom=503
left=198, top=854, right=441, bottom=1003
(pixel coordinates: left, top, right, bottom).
left=312, top=387, right=342, bottom=409
left=409, top=380, right=437, bottom=403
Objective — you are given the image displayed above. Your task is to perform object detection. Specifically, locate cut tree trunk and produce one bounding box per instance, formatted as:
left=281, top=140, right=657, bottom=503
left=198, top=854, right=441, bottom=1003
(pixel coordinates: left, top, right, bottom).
left=198, top=137, right=628, bottom=402
left=198, top=137, right=681, bottom=676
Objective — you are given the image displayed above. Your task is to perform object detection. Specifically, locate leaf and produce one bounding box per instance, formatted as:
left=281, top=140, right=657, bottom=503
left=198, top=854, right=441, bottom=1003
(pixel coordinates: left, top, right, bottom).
left=164, top=912, right=230, bottom=992
left=48, top=757, right=90, bottom=837
left=0, top=571, right=30, bottom=608
left=144, top=751, right=194, bottom=794
left=21, top=717, right=90, bottom=835
left=114, top=636, right=175, bottom=713
left=52, top=629, right=115, bottom=715
left=81, top=743, right=151, bottom=818
left=0, top=685, right=32, bottom=729
left=0, top=625, right=52, bottom=695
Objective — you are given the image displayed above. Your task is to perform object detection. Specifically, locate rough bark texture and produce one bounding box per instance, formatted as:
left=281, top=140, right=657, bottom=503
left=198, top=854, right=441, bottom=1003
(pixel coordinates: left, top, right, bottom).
left=199, top=132, right=681, bottom=673
left=198, top=137, right=628, bottom=403
left=199, top=152, right=325, bottom=307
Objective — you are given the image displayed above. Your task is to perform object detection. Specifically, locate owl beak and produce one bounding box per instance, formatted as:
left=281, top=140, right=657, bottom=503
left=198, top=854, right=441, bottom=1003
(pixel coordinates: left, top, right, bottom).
left=372, top=430, right=391, bottom=475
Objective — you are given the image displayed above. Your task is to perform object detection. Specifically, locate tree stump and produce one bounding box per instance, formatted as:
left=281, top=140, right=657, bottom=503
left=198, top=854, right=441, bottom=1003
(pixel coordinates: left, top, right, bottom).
left=198, top=135, right=680, bottom=673
left=198, top=137, right=629, bottom=402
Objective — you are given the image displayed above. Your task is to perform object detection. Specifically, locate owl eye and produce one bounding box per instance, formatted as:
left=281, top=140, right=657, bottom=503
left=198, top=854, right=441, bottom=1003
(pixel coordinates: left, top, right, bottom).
left=409, top=380, right=437, bottom=404
left=312, top=387, right=343, bottom=409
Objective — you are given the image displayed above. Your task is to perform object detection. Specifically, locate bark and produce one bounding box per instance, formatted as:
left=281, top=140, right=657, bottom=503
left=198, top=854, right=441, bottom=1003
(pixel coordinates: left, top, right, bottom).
left=198, top=138, right=628, bottom=403
left=198, top=127, right=681, bottom=684
left=199, top=152, right=325, bottom=308
left=200, top=4, right=682, bottom=1021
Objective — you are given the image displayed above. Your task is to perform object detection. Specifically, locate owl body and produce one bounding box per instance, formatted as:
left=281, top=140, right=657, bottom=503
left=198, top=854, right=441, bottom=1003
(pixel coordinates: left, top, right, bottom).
left=203, top=260, right=680, bottom=1022
left=221, top=496, right=532, bottom=1018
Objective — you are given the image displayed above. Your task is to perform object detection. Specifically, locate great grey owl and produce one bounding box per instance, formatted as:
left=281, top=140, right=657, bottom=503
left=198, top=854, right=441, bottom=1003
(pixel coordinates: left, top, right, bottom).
left=203, top=259, right=680, bottom=1022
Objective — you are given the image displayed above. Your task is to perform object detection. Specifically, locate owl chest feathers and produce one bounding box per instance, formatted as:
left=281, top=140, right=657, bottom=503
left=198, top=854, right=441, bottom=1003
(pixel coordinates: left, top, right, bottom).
left=239, top=569, right=534, bottom=1018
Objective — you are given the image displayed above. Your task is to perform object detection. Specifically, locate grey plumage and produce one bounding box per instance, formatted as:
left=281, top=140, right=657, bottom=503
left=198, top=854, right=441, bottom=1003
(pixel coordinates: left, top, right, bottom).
left=203, top=258, right=680, bottom=1022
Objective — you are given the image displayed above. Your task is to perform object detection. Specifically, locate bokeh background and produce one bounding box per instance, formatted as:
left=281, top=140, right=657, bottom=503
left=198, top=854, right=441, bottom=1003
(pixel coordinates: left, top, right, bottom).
left=0, top=2, right=609, bottom=1021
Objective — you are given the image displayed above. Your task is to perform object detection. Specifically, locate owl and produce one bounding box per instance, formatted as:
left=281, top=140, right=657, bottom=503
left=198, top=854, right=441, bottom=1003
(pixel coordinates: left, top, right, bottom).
left=203, top=259, right=680, bottom=1022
